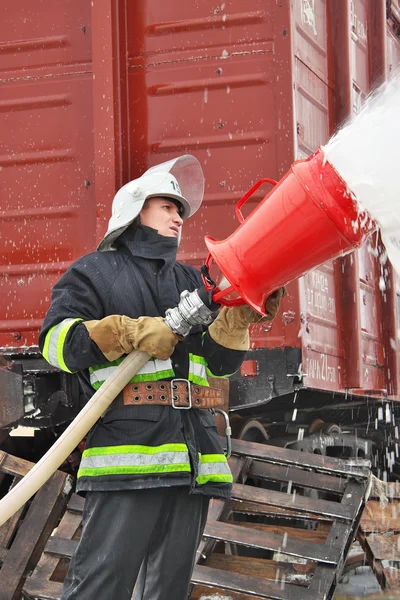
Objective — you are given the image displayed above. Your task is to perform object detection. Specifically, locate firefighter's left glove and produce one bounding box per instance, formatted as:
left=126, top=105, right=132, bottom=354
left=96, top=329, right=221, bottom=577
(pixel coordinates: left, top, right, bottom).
left=84, top=315, right=180, bottom=361
left=208, top=287, right=285, bottom=351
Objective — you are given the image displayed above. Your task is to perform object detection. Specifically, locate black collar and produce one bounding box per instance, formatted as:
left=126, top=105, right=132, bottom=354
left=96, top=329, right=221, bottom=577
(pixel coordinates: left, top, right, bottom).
left=115, top=224, right=178, bottom=268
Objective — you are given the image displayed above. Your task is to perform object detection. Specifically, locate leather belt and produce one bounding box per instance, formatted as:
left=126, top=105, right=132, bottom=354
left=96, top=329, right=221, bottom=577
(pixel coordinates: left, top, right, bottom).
left=122, top=379, right=222, bottom=410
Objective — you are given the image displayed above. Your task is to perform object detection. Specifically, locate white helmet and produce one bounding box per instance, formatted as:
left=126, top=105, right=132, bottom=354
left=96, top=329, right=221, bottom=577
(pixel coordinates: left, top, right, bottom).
left=98, top=155, right=204, bottom=251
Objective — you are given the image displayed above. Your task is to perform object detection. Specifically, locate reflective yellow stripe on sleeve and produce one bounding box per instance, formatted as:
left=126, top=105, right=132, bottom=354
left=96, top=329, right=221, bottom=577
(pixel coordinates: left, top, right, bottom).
left=42, top=318, right=82, bottom=373
left=89, top=358, right=175, bottom=389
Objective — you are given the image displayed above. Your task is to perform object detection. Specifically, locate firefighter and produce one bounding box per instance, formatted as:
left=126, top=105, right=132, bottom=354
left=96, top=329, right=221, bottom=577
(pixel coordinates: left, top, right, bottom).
left=39, top=155, right=284, bottom=600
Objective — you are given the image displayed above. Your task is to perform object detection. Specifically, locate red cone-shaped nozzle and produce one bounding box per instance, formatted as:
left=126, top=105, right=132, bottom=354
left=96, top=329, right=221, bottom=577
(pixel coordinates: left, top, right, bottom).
left=205, top=148, right=376, bottom=315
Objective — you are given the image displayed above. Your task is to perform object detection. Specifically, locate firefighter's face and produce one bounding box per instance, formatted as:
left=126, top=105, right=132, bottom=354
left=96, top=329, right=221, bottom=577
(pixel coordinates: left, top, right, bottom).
left=140, top=197, right=183, bottom=238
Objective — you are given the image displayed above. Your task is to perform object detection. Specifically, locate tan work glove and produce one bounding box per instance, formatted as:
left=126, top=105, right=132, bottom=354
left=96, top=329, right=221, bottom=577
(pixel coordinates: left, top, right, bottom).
left=208, top=287, right=286, bottom=351
left=84, top=315, right=180, bottom=361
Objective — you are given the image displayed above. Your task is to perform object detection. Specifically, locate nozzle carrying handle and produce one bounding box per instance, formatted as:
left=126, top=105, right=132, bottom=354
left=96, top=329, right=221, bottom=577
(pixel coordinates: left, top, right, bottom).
left=203, top=177, right=277, bottom=308
left=203, top=252, right=245, bottom=306
left=235, top=178, right=277, bottom=223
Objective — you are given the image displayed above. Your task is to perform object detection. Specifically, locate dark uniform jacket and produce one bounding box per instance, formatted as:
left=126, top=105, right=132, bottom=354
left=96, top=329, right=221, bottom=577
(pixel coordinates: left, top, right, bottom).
left=39, top=225, right=246, bottom=499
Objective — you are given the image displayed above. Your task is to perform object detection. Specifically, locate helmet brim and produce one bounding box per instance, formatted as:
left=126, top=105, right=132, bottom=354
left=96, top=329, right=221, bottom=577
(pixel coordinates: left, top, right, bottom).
left=145, top=192, right=191, bottom=220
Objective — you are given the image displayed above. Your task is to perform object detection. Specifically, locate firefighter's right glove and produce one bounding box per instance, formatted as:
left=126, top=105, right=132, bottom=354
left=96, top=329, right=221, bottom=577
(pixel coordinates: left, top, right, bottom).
left=208, top=288, right=285, bottom=352
left=84, top=315, right=180, bottom=361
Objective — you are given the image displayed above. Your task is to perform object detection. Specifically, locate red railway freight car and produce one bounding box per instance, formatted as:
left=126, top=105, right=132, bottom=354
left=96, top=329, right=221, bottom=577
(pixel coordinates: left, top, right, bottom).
left=1, top=2, right=400, bottom=471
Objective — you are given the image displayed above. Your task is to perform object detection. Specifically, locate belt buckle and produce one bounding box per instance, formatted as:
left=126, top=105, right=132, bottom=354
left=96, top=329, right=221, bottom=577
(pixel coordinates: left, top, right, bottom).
left=171, top=378, right=192, bottom=410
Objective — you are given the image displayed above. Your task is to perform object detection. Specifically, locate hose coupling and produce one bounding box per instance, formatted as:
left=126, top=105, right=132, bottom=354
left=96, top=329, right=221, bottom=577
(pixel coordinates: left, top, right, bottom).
left=164, top=289, right=215, bottom=337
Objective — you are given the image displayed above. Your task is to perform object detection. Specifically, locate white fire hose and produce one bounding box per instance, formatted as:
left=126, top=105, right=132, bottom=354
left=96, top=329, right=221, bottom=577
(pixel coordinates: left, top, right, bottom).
left=0, top=287, right=223, bottom=526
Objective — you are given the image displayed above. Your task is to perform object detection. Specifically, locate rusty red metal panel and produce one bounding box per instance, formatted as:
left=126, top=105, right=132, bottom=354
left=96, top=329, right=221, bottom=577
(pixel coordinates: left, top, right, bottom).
left=293, top=0, right=332, bottom=158
left=358, top=238, right=387, bottom=393
left=240, top=360, right=258, bottom=378
left=293, top=0, right=331, bottom=85
left=382, top=264, right=399, bottom=398
left=301, top=262, right=344, bottom=392
left=350, top=0, right=369, bottom=97
left=334, top=0, right=364, bottom=391
left=367, top=0, right=387, bottom=85
left=0, top=0, right=95, bottom=349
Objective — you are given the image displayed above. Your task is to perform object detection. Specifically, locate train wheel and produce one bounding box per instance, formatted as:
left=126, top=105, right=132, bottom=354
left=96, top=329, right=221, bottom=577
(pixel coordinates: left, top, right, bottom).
left=237, top=419, right=269, bottom=443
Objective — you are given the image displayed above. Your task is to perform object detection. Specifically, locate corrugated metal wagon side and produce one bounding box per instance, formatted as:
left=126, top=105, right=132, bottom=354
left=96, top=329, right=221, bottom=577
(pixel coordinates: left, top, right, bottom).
left=0, top=1, right=95, bottom=349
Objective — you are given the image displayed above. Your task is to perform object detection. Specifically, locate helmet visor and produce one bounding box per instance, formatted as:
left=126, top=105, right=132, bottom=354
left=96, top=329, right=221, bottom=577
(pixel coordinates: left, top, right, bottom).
left=144, top=155, right=204, bottom=217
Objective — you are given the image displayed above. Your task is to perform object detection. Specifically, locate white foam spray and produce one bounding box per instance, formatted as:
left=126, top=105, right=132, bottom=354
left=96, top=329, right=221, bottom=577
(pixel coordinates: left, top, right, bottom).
left=324, top=73, right=400, bottom=274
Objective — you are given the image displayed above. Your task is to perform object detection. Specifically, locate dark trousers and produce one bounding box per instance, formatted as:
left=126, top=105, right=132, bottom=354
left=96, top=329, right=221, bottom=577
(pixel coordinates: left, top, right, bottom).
left=61, top=487, right=210, bottom=600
